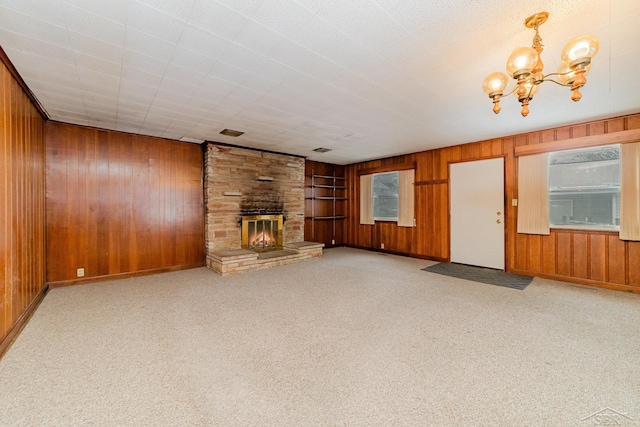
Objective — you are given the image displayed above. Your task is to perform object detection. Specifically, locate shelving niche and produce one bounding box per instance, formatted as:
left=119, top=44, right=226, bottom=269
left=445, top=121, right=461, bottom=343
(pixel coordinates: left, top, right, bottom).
left=305, top=170, right=346, bottom=247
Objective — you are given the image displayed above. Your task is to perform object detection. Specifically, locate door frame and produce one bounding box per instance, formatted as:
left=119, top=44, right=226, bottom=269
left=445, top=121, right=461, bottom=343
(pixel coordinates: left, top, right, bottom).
left=447, top=155, right=507, bottom=269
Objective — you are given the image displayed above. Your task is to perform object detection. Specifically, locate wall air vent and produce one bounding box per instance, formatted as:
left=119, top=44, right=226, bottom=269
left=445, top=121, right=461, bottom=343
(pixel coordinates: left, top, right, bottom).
left=313, top=147, right=332, bottom=153
left=220, top=129, right=244, bottom=137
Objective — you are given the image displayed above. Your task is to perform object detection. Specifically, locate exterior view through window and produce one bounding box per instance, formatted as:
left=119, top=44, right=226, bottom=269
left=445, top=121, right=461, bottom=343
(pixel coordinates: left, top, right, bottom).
left=373, top=171, right=399, bottom=221
left=549, top=145, right=620, bottom=230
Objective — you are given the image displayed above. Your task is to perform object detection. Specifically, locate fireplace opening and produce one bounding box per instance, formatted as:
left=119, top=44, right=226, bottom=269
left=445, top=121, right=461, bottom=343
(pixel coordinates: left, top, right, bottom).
left=241, top=214, right=283, bottom=252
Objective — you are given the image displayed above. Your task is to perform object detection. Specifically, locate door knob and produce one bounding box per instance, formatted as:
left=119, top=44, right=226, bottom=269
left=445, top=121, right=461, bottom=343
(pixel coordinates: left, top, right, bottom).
left=497, top=212, right=502, bottom=215
left=496, top=219, right=502, bottom=224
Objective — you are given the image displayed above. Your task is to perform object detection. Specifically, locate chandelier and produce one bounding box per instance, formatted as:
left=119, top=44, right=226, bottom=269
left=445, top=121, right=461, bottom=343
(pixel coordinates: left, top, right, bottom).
left=482, top=12, right=599, bottom=117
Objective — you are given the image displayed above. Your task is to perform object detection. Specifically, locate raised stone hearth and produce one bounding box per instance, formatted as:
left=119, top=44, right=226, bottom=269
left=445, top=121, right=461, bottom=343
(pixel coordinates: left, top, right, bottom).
left=208, top=241, right=324, bottom=275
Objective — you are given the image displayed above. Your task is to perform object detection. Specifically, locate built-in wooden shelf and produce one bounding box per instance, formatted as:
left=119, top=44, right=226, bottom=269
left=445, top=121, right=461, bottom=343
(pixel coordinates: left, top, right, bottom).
left=312, top=174, right=345, bottom=180
left=307, top=173, right=346, bottom=241
left=310, top=184, right=346, bottom=189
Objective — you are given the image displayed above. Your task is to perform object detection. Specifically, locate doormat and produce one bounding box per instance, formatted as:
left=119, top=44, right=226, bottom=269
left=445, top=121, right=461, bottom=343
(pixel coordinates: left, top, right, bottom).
left=421, top=262, right=533, bottom=290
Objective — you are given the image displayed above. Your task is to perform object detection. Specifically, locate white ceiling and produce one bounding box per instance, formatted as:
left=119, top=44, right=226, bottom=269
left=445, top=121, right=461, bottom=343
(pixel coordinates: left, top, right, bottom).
left=0, top=0, right=638, bottom=164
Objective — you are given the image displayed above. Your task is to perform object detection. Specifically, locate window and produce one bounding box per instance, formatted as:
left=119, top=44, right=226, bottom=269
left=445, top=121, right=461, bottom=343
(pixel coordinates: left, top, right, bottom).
left=373, top=171, right=399, bottom=221
left=549, top=145, right=620, bottom=230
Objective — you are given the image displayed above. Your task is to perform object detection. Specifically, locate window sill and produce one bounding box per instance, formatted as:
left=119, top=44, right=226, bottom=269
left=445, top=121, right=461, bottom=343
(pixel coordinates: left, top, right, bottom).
left=551, top=224, right=620, bottom=232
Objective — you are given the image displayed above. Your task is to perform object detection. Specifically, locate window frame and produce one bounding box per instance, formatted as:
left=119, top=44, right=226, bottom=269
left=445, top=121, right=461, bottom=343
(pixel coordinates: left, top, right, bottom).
left=372, top=171, right=399, bottom=222
left=547, top=144, right=621, bottom=232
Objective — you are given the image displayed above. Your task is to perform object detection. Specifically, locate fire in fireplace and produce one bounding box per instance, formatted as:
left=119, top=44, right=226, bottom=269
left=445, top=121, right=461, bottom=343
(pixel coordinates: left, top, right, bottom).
left=241, top=214, right=283, bottom=252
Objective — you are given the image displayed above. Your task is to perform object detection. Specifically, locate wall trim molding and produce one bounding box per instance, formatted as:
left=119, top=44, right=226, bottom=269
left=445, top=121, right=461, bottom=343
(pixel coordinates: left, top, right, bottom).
left=508, top=268, right=640, bottom=294
left=0, top=284, right=49, bottom=360
left=514, top=128, right=640, bottom=157
left=47, top=263, right=206, bottom=288
left=344, top=244, right=448, bottom=262
left=356, top=162, right=416, bottom=176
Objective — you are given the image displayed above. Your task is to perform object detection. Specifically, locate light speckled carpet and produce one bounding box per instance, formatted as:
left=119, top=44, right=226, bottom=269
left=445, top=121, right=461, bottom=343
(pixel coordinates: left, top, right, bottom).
left=1, top=247, right=639, bottom=426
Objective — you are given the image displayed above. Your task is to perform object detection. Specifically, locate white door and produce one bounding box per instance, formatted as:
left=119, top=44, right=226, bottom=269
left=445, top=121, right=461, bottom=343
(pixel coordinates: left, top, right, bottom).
left=450, top=157, right=505, bottom=269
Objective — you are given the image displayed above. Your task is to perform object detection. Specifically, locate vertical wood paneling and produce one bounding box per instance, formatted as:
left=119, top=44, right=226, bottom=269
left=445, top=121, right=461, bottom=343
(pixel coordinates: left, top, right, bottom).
left=607, top=236, right=626, bottom=285
left=589, top=234, right=606, bottom=282
left=343, top=112, right=640, bottom=292
left=515, top=233, right=529, bottom=270
left=628, top=242, right=640, bottom=287
left=572, top=233, right=589, bottom=279
left=541, top=234, right=556, bottom=274
left=0, top=59, right=46, bottom=349
left=528, top=235, right=542, bottom=272
left=556, top=232, right=572, bottom=277
left=45, top=122, right=205, bottom=285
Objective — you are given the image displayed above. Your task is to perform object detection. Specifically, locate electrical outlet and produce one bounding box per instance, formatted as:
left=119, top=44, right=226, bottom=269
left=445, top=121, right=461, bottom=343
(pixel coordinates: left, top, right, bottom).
left=512, top=199, right=518, bottom=206
left=331, top=239, right=335, bottom=245
left=77, top=268, right=85, bottom=277
left=381, top=243, right=385, bottom=249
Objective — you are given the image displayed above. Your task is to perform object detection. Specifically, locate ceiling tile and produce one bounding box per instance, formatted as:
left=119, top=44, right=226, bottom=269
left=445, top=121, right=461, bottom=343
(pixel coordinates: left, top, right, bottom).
left=122, top=49, right=169, bottom=76
left=208, top=61, right=251, bottom=85
left=68, top=31, right=124, bottom=64
left=198, top=74, right=239, bottom=97
left=2, top=0, right=66, bottom=27
left=63, top=4, right=127, bottom=46
left=293, top=0, right=329, bottom=14
left=158, top=76, right=200, bottom=96
left=383, top=0, right=455, bottom=33
left=177, top=27, right=229, bottom=65
left=252, top=0, right=315, bottom=38
left=238, top=73, right=279, bottom=94
left=136, top=0, right=197, bottom=21
left=214, top=0, right=263, bottom=16
left=162, top=63, right=206, bottom=86
left=121, top=66, right=163, bottom=87
left=124, top=28, right=176, bottom=62
left=0, top=7, right=70, bottom=48
left=170, top=46, right=218, bottom=75
left=126, top=1, right=186, bottom=44
left=233, top=21, right=290, bottom=56
left=187, top=0, right=249, bottom=41
left=62, top=0, right=131, bottom=24
left=74, top=52, right=122, bottom=76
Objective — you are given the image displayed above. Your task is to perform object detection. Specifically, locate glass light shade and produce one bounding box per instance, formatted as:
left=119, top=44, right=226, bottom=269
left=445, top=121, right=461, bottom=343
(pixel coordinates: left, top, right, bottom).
left=483, top=72, right=509, bottom=96
left=557, top=62, right=591, bottom=85
left=506, top=47, right=538, bottom=78
left=561, top=35, right=599, bottom=63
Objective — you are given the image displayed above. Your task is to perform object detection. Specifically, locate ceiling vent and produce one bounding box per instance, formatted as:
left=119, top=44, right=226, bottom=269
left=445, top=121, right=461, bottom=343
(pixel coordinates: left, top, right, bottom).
left=313, top=147, right=332, bottom=153
left=220, top=129, right=244, bottom=137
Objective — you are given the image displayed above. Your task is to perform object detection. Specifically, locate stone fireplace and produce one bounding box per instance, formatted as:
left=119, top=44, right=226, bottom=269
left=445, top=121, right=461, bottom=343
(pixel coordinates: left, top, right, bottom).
left=204, top=143, right=319, bottom=274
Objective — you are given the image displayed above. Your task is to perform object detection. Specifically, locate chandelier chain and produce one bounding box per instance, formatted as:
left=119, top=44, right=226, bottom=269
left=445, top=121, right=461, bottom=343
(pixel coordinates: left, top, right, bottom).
left=532, top=24, right=543, bottom=50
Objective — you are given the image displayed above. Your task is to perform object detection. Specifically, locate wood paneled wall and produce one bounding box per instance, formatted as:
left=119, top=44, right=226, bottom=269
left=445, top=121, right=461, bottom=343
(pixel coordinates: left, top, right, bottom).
left=46, top=122, right=205, bottom=286
left=344, top=114, right=640, bottom=293
left=0, top=58, right=46, bottom=353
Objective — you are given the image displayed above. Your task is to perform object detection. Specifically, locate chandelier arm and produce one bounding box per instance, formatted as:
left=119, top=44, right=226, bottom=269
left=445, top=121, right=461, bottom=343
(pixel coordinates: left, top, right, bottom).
left=502, top=85, right=519, bottom=97
left=540, top=77, right=573, bottom=87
